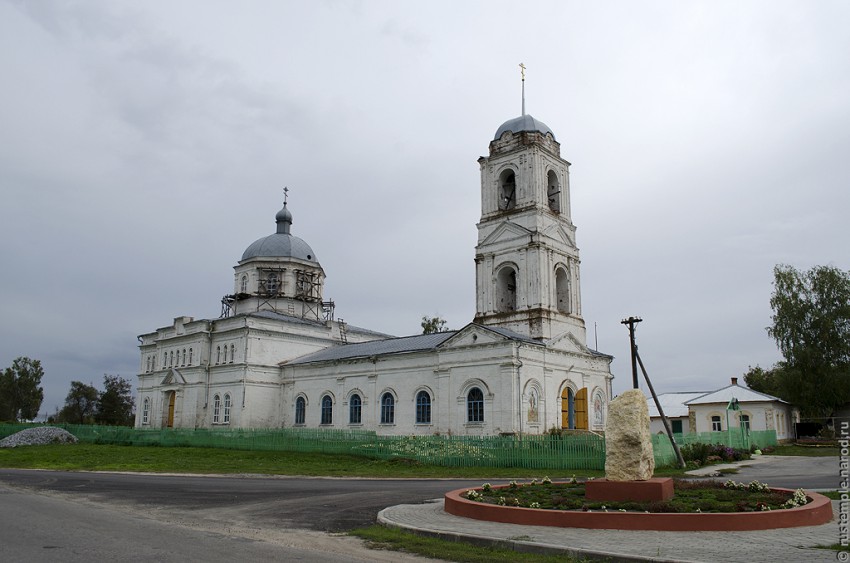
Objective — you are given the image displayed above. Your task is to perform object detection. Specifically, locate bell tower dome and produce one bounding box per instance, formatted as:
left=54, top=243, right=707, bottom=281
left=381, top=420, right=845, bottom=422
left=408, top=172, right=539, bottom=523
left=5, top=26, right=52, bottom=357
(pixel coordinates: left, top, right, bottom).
left=473, top=76, right=586, bottom=344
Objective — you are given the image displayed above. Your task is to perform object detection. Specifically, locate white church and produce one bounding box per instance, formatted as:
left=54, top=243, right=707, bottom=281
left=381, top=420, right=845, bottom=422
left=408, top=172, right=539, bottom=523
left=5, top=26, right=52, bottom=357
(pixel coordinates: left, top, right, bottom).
left=135, top=108, right=615, bottom=435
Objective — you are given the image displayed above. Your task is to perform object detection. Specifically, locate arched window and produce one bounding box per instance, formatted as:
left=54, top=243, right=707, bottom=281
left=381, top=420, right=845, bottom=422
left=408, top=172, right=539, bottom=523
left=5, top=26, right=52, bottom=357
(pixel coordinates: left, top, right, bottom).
left=349, top=394, right=362, bottom=424
left=295, top=397, right=306, bottom=425
left=188, top=348, right=193, bottom=366
left=169, top=351, right=174, bottom=367
left=216, top=346, right=221, bottom=364
left=711, top=415, right=722, bottom=432
left=213, top=394, right=221, bottom=423
left=145, top=357, right=151, bottom=373
left=527, top=388, right=539, bottom=423
left=142, top=397, right=150, bottom=425
left=496, top=266, right=517, bottom=312
left=230, top=344, right=235, bottom=363
left=267, top=272, right=279, bottom=295
left=181, top=349, right=186, bottom=366
left=415, top=391, right=431, bottom=424
left=223, top=393, right=231, bottom=424
left=163, top=353, right=167, bottom=367
left=223, top=345, right=228, bottom=363
left=555, top=267, right=570, bottom=314
left=240, top=275, right=248, bottom=293
left=380, top=393, right=395, bottom=424
left=467, top=387, right=484, bottom=423
left=320, top=395, right=333, bottom=425
left=547, top=170, right=560, bottom=213
left=499, top=169, right=516, bottom=210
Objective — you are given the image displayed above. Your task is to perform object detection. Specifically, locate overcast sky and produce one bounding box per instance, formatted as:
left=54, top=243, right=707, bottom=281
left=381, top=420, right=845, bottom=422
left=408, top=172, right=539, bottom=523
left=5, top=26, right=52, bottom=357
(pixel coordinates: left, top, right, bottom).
left=1, top=0, right=848, bottom=418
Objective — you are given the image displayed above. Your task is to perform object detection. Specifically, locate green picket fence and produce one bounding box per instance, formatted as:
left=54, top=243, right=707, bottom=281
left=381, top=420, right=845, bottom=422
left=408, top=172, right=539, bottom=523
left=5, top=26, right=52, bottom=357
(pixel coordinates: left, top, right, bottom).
left=1, top=424, right=777, bottom=470
left=652, top=430, right=778, bottom=467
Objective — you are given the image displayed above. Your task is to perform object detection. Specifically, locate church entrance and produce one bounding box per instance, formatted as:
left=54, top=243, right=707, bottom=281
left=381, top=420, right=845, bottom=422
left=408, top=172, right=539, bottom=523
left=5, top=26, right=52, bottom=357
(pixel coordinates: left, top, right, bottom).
left=561, top=387, right=588, bottom=430
left=166, top=392, right=175, bottom=428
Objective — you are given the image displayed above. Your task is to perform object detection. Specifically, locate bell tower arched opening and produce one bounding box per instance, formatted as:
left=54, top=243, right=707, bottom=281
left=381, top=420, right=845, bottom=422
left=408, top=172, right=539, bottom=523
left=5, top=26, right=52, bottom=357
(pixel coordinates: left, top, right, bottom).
left=499, top=169, right=516, bottom=211
left=547, top=170, right=560, bottom=213
left=495, top=266, right=517, bottom=312
left=555, top=267, right=570, bottom=314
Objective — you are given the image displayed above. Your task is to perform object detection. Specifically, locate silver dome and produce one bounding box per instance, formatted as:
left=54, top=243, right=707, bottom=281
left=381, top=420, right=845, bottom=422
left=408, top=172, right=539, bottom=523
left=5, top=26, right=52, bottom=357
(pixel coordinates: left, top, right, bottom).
left=240, top=202, right=319, bottom=263
left=493, top=114, right=556, bottom=141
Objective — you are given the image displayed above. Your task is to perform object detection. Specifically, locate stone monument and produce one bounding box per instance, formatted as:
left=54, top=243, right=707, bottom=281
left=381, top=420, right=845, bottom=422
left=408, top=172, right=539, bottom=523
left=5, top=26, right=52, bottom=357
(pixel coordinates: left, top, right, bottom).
left=585, top=388, right=674, bottom=502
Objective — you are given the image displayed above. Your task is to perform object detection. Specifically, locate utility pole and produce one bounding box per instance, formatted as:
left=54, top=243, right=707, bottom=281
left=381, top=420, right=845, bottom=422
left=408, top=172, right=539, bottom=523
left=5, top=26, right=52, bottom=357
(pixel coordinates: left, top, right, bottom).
left=621, top=316, right=642, bottom=389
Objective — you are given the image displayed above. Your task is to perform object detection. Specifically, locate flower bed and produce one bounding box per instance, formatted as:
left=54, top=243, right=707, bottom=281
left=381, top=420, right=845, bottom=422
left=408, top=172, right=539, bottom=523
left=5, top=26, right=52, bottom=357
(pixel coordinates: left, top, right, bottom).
left=444, top=479, right=833, bottom=531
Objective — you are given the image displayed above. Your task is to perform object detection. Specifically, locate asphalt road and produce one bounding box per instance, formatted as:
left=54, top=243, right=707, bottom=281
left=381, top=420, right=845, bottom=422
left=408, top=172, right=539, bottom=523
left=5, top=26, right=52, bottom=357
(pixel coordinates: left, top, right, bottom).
left=0, top=455, right=838, bottom=561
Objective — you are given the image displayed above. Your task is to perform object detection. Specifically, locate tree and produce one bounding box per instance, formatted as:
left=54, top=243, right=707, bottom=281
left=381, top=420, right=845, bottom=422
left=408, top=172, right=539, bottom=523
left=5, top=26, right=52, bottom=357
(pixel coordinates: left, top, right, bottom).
left=95, top=375, right=135, bottom=426
left=421, top=315, right=449, bottom=335
left=58, top=381, right=99, bottom=424
left=0, top=357, right=45, bottom=421
left=765, top=264, right=850, bottom=418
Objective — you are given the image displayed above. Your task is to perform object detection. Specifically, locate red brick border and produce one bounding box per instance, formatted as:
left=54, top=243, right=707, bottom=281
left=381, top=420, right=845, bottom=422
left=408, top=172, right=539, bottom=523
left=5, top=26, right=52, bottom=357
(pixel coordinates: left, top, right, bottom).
left=444, top=484, right=833, bottom=531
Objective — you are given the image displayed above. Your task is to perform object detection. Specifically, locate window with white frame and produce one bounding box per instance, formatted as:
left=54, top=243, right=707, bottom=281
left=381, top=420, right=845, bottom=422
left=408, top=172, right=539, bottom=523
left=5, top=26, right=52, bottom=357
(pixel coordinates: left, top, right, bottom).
left=320, top=395, right=333, bottom=425
left=380, top=393, right=395, bottom=424
left=295, top=396, right=306, bottom=425
left=223, top=393, right=231, bottom=424
left=711, top=415, right=722, bottom=432
left=349, top=394, right=362, bottom=424
left=416, top=390, right=431, bottom=424
left=213, top=394, right=221, bottom=423
left=740, top=414, right=750, bottom=432
left=142, top=397, right=150, bottom=425
left=467, top=387, right=484, bottom=423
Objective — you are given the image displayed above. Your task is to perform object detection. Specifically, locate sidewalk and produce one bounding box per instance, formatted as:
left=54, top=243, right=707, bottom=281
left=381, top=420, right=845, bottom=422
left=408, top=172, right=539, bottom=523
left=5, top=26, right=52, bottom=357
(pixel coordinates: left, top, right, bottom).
left=378, top=457, right=842, bottom=563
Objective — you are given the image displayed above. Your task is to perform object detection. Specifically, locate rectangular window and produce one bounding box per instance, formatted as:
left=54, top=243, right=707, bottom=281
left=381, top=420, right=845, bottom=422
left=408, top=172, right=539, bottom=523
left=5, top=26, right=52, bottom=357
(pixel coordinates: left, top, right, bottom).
left=711, top=416, right=722, bottom=432
left=671, top=419, right=683, bottom=434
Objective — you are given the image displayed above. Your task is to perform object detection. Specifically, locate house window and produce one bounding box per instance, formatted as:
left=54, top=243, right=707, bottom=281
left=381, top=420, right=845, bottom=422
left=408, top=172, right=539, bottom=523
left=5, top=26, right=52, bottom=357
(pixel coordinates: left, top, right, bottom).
left=671, top=419, right=683, bottom=434
left=320, top=395, right=333, bottom=425
left=380, top=393, right=395, bottom=424
left=295, top=397, right=306, bottom=425
left=213, top=394, right=221, bottom=423
left=349, top=394, right=362, bottom=424
left=223, top=393, right=231, bottom=424
left=230, top=344, right=235, bottom=363
left=467, top=387, right=484, bottom=423
left=416, top=391, right=431, bottom=424
left=740, top=414, right=750, bottom=432
left=711, top=415, right=722, bottom=432
left=142, top=397, right=150, bottom=425
left=188, top=348, right=193, bottom=366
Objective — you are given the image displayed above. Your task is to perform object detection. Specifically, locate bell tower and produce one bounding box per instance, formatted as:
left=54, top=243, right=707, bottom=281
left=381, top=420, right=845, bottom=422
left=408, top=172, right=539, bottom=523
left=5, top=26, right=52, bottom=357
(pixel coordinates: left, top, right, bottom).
left=473, top=72, right=587, bottom=344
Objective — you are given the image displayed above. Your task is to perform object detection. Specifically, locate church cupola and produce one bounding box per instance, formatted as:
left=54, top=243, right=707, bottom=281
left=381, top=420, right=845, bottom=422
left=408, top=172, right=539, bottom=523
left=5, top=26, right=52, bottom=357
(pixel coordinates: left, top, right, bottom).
left=473, top=66, right=586, bottom=344
left=222, top=193, right=329, bottom=321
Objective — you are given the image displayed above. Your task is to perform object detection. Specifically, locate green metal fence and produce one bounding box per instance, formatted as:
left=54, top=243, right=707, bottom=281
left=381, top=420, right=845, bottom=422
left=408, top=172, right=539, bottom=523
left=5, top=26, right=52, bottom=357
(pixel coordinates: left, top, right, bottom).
left=0, top=424, right=778, bottom=470
left=651, top=430, right=778, bottom=467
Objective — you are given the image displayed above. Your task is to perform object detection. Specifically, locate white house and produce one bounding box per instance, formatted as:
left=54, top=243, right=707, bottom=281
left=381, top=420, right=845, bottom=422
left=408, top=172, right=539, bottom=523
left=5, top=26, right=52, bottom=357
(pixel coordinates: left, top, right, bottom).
left=683, top=377, right=799, bottom=441
left=135, top=108, right=615, bottom=435
left=646, top=392, right=707, bottom=435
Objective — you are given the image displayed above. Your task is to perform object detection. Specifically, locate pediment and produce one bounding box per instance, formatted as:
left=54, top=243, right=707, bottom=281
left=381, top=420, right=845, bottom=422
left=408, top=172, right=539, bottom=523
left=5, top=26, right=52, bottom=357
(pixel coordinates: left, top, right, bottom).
left=439, top=324, right=511, bottom=348
left=479, top=221, right=533, bottom=247
left=160, top=368, right=187, bottom=386
left=541, top=223, right=576, bottom=248
left=547, top=331, right=588, bottom=354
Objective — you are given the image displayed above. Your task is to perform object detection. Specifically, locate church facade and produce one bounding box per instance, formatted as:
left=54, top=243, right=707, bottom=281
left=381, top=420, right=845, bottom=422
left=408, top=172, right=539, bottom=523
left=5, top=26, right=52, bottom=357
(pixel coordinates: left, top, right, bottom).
left=135, top=111, right=615, bottom=435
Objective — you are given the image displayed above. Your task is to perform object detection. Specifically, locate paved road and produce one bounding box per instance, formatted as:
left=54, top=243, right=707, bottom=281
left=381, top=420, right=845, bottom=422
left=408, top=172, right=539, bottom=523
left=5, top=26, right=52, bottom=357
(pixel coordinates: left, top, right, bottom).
left=0, top=455, right=838, bottom=561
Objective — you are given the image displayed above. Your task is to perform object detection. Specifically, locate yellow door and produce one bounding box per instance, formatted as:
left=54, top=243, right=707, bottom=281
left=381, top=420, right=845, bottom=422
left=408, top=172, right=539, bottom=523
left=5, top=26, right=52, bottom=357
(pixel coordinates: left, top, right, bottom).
left=167, top=392, right=175, bottom=428
left=575, top=388, right=588, bottom=430
left=561, top=388, right=571, bottom=428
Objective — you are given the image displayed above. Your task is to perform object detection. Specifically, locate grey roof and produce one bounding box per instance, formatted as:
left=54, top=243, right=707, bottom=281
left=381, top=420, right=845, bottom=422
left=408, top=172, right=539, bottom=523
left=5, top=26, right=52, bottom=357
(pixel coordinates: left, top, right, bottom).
left=284, top=323, right=547, bottom=366
left=685, top=384, right=788, bottom=406
left=241, top=202, right=319, bottom=263
left=494, top=114, right=556, bottom=141
left=241, top=233, right=318, bottom=262
left=285, top=331, right=457, bottom=365
left=248, top=310, right=394, bottom=338
left=647, top=392, right=710, bottom=418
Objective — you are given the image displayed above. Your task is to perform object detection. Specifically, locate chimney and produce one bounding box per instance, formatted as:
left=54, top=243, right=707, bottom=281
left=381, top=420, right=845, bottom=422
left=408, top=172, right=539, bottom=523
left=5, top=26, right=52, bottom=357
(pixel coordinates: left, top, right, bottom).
left=731, top=377, right=738, bottom=386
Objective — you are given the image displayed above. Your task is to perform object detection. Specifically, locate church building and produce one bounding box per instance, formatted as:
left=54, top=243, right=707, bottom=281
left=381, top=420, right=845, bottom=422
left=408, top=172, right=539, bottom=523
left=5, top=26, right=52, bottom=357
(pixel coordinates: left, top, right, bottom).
left=135, top=107, right=615, bottom=435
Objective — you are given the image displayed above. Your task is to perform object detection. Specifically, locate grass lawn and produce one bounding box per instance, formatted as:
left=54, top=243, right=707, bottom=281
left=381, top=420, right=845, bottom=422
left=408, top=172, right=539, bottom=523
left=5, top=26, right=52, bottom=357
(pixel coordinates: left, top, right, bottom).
left=0, top=443, right=609, bottom=479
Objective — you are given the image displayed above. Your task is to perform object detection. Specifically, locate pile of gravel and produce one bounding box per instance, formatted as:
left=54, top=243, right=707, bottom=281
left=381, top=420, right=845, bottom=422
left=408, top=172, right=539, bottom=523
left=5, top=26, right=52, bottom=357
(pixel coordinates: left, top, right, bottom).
left=0, top=426, right=78, bottom=448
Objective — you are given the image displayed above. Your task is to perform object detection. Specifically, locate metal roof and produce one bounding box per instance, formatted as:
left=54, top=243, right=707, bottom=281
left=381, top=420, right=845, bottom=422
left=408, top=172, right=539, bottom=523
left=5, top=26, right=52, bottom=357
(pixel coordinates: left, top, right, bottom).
left=285, top=331, right=457, bottom=365
left=241, top=233, right=318, bottom=262
left=684, top=384, right=787, bottom=405
left=646, top=392, right=709, bottom=418
left=494, top=114, right=556, bottom=141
